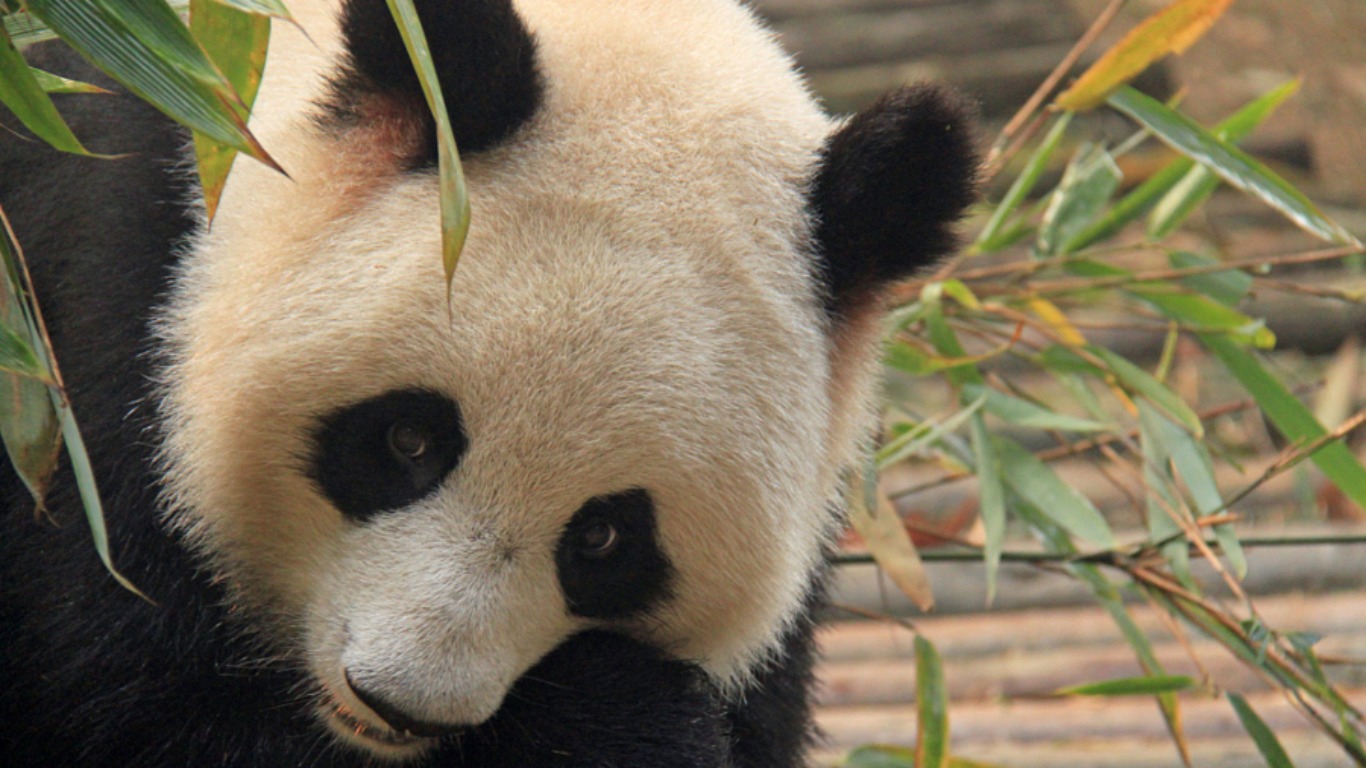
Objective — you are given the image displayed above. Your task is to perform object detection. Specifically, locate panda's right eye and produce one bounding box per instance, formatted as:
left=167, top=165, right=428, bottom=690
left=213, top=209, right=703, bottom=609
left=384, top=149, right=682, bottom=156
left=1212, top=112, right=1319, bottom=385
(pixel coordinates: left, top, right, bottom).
left=309, top=390, right=467, bottom=523
left=387, top=422, right=430, bottom=463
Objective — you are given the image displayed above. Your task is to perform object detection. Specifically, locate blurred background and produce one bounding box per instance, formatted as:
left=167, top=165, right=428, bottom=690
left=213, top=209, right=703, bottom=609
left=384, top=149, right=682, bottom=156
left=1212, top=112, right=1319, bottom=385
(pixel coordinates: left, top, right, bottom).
left=749, top=2, right=1366, bottom=766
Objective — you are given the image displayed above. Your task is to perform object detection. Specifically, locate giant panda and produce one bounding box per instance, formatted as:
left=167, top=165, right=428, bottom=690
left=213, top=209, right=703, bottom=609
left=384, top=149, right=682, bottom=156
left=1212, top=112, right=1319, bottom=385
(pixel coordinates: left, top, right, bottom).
left=0, top=0, right=976, bottom=765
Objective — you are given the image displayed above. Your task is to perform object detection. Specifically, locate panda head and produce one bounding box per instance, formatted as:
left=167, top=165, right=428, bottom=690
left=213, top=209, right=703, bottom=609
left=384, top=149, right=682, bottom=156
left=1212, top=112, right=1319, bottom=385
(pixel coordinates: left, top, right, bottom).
left=156, top=0, right=975, bottom=758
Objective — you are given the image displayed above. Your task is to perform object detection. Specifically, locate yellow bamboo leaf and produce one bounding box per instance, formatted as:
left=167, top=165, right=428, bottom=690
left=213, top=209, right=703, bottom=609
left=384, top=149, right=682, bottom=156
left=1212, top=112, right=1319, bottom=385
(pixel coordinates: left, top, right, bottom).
left=1056, top=0, right=1237, bottom=111
left=848, top=473, right=935, bottom=612
left=1026, top=297, right=1087, bottom=346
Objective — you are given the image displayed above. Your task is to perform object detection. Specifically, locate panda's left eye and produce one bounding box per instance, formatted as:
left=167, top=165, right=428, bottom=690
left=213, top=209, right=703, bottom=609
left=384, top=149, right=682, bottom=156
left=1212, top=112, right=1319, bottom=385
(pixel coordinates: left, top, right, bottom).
left=309, top=389, right=467, bottom=523
left=556, top=489, right=674, bottom=619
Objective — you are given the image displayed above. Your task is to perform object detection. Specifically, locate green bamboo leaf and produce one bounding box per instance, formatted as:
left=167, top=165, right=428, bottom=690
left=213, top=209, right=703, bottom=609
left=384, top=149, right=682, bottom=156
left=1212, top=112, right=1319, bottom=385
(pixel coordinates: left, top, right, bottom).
left=0, top=322, right=50, bottom=380
left=1148, top=81, right=1299, bottom=239
left=1202, top=334, right=1366, bottom=511
left=995, top=436, right=1116, bottom=548
left=1013, top=500, right=1191, bottom=763
left=1169, top=251, right=1252, bottom=308
left=0, top=24, right=102, bottom=155
left=1089, top=344, right=1204, bottom=437
left=962, top=382, right=1110, bottom=432
left=386, top=0, right=470, bottom=288
left=1148, top=164, right=1219, bottom=240
left=876, top=396, right=985, bottom=469
left=1141, top=401, right=1247, bottom=578
left=1066, top=80, right=1300, bottom=252
left=1139, top=403, right=1195, bottom=586
left=1038, top=143, right=1123, bottom=256
left=915, top=634, right=950, bottom=768
left=204, top=0, right=292, bottom=18
left=1228, top=693, right=1295, bottom=768
left=1130, top=284, right=1275, bottom=348
left=190, top=0, right=270, bottom=221
left=976, top=112, right=1072, bottom=252
left=1108, top=86, right=1359, bottom=246
left=969, top=413, right=1005, bottom=604
left=24, top=0, right=280, bottom=171
left=845, top=746, right=916, bottom=768
left=1056, top=675, right=1195, bottom=697
left=53, top=392, right=149, bottom=599
left=3, top=8, right=56, bottom=48
left=923, top=296, right=985, bottom=388
left=88, top=0, right=223, bottom=85
left=28, top=66, right=111, bottom=94
left=0, top=207, right=61, bottom=503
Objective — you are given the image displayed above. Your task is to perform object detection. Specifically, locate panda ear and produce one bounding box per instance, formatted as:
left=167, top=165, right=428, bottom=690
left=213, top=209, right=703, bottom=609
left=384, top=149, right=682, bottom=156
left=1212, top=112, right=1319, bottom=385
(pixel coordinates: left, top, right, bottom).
left=810, top=85, right=979, bottom=319
left=325, top=0, right=542, bottom=164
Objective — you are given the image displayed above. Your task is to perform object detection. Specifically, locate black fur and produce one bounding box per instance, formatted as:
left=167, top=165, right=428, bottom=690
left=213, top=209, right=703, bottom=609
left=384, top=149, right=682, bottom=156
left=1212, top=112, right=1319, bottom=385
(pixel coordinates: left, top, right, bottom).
left=555, top=489, right=675, bottom=620
left=327, top=0, right=543, bottom=163
left=309, top=389, right=468, bottom=522
left=0, top=41, right=820, bottom=768
left=810, top=84, right=979, bottom=317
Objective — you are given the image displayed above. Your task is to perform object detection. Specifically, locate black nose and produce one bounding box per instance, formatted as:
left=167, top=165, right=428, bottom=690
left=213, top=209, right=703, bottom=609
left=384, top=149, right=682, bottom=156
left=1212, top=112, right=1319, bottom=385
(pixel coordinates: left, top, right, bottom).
left=344, top=670, right=466, bottom=739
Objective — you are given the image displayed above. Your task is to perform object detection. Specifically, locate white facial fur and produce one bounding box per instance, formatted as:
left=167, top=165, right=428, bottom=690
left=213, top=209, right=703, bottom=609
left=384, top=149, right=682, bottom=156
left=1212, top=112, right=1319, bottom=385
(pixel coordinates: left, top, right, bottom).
left=156, top=0, right=887, bottom=756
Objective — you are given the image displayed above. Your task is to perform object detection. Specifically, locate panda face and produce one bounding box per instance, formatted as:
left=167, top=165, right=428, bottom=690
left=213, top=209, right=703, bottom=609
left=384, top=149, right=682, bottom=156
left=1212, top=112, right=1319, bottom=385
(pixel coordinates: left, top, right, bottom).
left=154, top=0, right=975, bottom=757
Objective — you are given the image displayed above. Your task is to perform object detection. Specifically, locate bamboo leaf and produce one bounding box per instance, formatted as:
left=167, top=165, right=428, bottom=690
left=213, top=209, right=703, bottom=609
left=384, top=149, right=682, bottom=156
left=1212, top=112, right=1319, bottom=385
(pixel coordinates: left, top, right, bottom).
left=0, top=207, right=61, bottom=504
left=204, top=0, right=292, bottom=18
left=28, top=66, right=111, bottom=94
left=1142, top=399, right=1247, bottom=577
left=24, top=0, right=280, bottom=171
left=876, top=396, right=986, bottom=469
left=969, top=414, right=1005, bottom=604
left=1066, top=79, right=1301, bottom=252
left=1169, top=251, right=1253, bottom=308
left=1090, top=344, right=1205, bottom=437
left=53, top=391, right=149, bottom=599
left=1108, top=86, right=1360, bottom=246
left=0, top=24, right=101, bottom=155
left=845, top=746, right=916, bottom=768
left=1149, top=81, right=1301, bottom=239
left=976, top=112, right=1072, bottom=252
left=995, top=436, right=1116, bottom=548
left=0, top=322, right=50, bottom=381
left=1038, top=143, right=1122, bottom=256
left=962, top=383, right=1109, bottom=432
left=1056, top=0, right=1235, bottom=111
left=1013, top=500, right=1191, bottom=764
left=1139, top=403, right=1195, bottom=586
left=190, top=0, right=270, bottom=222
left=848, top=467, right=935, bottom=612
left=1057, top=675, right=1195, bottom=697
left=1202, top=334, right=1366, bottom=511
left=1228, top=693, right=1296, bottom=768
left=916, top=634, right=950, bottom=768
left=386, top=0, right=470, bottom=289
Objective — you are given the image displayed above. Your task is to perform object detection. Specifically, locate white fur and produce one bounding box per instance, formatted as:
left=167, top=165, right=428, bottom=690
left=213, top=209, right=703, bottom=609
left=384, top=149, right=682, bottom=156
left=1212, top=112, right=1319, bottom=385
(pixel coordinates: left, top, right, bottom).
left=157, top=0, right=885, bottom=756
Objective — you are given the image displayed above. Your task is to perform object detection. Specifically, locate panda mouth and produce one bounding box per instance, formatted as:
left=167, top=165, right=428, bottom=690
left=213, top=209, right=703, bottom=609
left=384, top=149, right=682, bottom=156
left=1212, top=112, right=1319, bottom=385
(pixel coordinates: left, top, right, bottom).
left=325, top=698, right=435, bottom=749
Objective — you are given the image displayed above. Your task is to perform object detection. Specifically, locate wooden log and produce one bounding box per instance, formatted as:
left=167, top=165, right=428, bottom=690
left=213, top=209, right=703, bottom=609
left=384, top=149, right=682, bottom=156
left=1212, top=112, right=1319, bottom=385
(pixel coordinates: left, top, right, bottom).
left=769, top=0, right=1078, bottom=70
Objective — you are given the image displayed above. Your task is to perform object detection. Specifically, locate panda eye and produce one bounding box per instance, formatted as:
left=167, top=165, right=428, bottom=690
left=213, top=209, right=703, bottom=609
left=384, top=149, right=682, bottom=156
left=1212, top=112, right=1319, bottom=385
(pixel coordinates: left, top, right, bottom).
left=309, top=389, right=467, bottom=523
left=555, top=489, right=674, bottom=619
left=387, top=422, right=429, bottom=463
left=578, top=522, right=619, bottom=559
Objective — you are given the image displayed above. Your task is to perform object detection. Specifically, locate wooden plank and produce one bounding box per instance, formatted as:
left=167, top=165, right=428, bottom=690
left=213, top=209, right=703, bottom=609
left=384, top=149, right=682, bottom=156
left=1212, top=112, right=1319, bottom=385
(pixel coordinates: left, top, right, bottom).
left=815, top=687, right=1357, bottom=753
left=770, top=0, right=1078, bottom=70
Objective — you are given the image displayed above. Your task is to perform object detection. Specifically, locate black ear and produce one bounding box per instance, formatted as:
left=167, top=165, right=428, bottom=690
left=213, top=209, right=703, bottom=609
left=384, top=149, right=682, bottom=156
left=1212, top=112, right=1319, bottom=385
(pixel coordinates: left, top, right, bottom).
left=810, top=84, right=979, bottom=318
left=326, top=0, right=542, bottom=164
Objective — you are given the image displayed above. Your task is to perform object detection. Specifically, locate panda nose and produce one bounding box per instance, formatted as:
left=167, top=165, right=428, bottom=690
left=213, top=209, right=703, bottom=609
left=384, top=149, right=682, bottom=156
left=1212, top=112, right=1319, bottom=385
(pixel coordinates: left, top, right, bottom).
left=344, top=670, right=467, bottom=738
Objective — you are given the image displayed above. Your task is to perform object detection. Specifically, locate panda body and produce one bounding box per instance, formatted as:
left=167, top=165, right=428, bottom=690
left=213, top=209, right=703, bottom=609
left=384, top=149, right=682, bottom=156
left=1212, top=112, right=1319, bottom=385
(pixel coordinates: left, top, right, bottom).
left=0, top=1, right=975, bottom=765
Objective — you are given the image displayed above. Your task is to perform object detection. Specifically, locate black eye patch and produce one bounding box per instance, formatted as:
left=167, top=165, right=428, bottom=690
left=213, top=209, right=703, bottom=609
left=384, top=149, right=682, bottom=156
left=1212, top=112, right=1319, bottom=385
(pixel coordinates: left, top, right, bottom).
left=309, top=389, right=467, bottom=523
left=556, top=489, right=674, bottom=620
